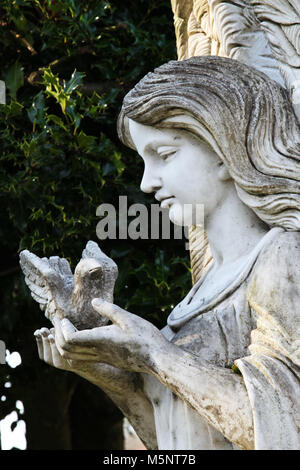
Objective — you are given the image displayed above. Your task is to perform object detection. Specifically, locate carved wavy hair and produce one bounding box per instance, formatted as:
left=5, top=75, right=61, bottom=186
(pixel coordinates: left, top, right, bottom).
left=117, top=56, right=300, bottom=230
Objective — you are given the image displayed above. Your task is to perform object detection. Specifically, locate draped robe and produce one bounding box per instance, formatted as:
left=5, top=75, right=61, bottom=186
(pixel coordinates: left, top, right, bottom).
left=143, top=228, right=300, bottom=449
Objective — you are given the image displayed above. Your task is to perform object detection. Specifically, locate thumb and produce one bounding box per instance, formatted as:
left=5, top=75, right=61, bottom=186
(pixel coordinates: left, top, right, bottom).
left=91, top=298, right=128, bottom=328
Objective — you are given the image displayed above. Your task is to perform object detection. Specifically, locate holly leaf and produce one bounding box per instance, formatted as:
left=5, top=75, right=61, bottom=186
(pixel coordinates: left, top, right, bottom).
left=64, top=70, right=85, bottom=95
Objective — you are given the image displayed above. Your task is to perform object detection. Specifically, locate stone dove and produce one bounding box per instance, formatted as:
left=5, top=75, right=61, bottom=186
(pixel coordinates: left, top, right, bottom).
left=19, top=241, right=118, bottom=330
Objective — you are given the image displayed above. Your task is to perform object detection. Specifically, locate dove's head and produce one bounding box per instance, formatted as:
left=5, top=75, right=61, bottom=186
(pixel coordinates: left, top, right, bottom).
left=74, top=258, right=103, bottom=288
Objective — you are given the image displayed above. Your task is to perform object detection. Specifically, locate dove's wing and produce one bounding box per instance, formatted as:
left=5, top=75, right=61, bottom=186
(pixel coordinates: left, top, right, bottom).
left=171, top=0, right=300, bottom=120
left=19, top=251, right=50, bottom=310
left=19, top=250, right=73, bottom=321
left=252, top=0, right=300, bottom=117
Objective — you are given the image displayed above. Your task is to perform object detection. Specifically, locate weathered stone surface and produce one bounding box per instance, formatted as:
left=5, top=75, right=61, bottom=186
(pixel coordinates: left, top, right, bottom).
left=171, top=0, right=300, bottom=121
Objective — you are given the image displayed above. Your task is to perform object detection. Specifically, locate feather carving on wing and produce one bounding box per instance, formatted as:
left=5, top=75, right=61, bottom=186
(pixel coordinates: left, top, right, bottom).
left=171, top=0, right=300, bottom=118
left=19, top=241, right=118, bottom=330
left=170, top=0, right=300, bottom=284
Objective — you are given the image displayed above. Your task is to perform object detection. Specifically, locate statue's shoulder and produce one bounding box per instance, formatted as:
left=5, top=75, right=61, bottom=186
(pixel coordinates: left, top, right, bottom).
left=249, top=230, right=300, bottom=307
left=253, top=230, right=300, bottom=277
left=260, top=230, right=300, bottom=263
left=273, top=230, right=300, bottom=246
left=247, top=230, right=300, bottom=357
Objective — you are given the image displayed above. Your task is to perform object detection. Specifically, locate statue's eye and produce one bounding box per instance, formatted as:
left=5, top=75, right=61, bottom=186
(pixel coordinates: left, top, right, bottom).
left=157, top=146, right=178, bottom=161
left=89, top=269, right=102, bottom=280
left=161, top=151, right=177, bottom=161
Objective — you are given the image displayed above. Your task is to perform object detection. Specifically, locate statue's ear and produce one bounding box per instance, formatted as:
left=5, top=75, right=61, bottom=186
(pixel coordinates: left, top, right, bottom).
left=217, top=161, right=231, bottom=182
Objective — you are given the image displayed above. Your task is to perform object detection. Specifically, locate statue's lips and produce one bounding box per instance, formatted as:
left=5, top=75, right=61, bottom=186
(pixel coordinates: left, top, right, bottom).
left=160, top=197, right=175, bottom=209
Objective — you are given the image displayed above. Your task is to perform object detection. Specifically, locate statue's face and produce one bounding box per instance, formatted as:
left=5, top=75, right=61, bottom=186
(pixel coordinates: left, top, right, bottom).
left=128, top=118, right=230, bottom=226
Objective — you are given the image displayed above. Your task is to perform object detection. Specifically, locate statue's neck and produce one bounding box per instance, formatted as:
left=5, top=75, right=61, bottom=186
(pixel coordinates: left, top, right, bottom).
left=205, top=184, right=269, bottom=271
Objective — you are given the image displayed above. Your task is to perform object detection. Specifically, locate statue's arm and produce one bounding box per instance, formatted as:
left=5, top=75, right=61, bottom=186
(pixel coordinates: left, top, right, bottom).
left=75, top=364, right=158, bottom=450
left=144, top=338, right=254, bottom=450
left=53, top=304, right=254, bottom=450
left=34, top=327, right=157, bottom=449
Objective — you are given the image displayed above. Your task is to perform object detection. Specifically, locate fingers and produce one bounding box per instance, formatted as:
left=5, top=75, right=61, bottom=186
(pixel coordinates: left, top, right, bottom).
left=53, top=317, right=68, bottom=354
left=57, top=317, right=126, bottom=362
left=60, top=318, right=77, bottom=342
left=34, top=328, right=53, bottom=365
left=48, top=333, right=71, bottom=369
left=34, top=329, right=44, bottom=360
left=41, top=328, right=52, bottom=364
left=34, top=327, right=71, bottom=369
left=34, top=324, right=96, bottom=369
left=53, top=317, right=79, bottom=351
left=53, top=317, right=99, bottom=360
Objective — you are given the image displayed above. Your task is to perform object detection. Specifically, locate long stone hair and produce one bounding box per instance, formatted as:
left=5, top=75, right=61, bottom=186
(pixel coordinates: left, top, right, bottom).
left=118, top=56, right=300, bottom=230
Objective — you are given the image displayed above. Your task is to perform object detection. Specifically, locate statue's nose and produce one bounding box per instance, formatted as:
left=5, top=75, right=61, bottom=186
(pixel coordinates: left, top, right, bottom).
left=140, top=164, right=161, bottom=194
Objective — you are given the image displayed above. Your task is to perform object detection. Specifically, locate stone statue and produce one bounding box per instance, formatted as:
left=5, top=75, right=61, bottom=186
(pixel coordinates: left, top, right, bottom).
left=20, top=1, right=300, bottom=450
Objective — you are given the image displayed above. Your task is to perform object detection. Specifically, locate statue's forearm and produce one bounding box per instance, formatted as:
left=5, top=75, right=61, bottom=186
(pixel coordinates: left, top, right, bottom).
left=146, top=343, right=254, bottom=450
left=73, top=364, right=158, bottom=450
left=109, top=384, right=158, bottom=450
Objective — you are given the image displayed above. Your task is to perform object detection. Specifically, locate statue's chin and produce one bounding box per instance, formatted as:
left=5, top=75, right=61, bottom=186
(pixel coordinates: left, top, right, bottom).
left=168, top=204, right=204, bottom=227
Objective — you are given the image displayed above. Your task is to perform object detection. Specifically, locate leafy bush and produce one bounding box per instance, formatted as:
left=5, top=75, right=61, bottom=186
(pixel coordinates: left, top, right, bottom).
left=0, top=0, right=191, bottom=449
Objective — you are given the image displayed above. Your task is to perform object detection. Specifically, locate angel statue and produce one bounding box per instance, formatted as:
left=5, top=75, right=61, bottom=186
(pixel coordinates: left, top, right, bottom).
left=20, top=0, right=300, bottom=450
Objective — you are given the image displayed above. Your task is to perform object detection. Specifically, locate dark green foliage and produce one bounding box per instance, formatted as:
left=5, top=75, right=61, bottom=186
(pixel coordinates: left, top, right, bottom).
left=0, top=0, right=191, bottom=449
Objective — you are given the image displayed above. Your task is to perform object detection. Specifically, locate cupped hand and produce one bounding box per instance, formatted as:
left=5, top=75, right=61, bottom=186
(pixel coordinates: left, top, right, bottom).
left=34, top=326, right=141, bottom=394
left=34, top=327, right=75, bottom=371
left=34, top=326, right=96, bottom=373
left=53, top=298, right=169, bottom=373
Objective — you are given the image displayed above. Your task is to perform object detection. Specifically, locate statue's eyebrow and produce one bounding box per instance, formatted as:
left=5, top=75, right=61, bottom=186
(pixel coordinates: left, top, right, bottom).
left=143, top=136, right=181, bottom=154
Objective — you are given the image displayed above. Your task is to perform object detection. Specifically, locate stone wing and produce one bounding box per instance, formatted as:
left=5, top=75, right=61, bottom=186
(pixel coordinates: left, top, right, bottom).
left=171, top=0, right=300, bottom=119
left=19, top=250, right=73, bottom=321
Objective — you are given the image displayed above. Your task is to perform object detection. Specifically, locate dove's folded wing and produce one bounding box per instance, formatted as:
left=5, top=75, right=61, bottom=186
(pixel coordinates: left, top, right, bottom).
left=19, top=250, right=73, bottom=320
